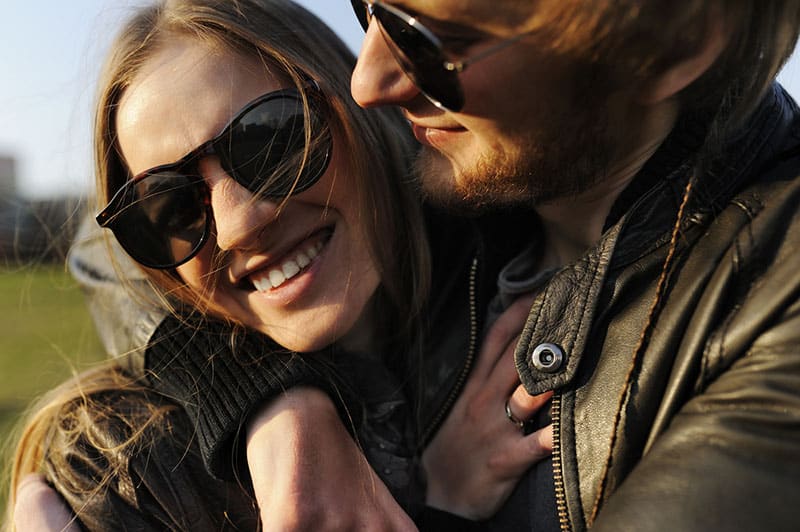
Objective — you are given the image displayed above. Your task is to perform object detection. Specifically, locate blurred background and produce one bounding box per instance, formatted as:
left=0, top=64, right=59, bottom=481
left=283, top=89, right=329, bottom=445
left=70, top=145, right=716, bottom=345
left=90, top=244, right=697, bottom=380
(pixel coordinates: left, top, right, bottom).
left=1, top=0, right=799, bottom=511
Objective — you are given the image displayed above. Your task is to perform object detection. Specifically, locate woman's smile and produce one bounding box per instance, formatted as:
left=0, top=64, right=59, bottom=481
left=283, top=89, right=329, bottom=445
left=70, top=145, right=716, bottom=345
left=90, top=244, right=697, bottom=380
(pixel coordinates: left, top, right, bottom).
left=248, top=227, right=330, bottom=293
left=242, top=225, right=333, bottom=301
left=117, top=39, right=381, bottom=353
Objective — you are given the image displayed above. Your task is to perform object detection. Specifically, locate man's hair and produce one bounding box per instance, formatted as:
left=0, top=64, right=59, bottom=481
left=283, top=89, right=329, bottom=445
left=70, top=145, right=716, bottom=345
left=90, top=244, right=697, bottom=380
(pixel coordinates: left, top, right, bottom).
left=531, top=0, right=800, bottom=131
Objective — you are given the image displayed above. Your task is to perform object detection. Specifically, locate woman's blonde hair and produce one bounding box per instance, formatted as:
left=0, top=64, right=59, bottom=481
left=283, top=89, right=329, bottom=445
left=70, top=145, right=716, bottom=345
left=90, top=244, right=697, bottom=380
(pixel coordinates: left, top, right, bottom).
left=4, top=362, right=259, bottom=531
left=5, top=1, right=432, bottom=527
left=3, top=363, right=174, bottom=530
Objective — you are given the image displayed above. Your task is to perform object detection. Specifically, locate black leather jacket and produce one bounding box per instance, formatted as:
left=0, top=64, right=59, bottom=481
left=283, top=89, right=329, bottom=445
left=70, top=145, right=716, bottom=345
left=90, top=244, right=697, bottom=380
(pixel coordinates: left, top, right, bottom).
left=63, top=84, right=799, bottom=530
left=508, top=84, right=800, bottom=531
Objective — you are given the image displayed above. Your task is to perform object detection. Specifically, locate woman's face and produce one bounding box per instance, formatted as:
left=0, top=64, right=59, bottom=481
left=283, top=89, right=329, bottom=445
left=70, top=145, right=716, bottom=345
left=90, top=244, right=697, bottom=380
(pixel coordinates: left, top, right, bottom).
left=115, top=39, right=380, bottom=352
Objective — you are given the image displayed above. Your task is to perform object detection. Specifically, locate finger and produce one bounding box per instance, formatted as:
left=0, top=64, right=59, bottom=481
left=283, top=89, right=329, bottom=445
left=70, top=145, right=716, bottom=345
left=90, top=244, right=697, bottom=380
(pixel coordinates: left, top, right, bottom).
left=14, top=473, right=81, bottom=532
left=489, top=337, right=524, bottom=394
left=507, top=385, right=554, bottom=422
left=493, top=424, right=554, bottom=475
left=471, top=294, right=535, bottom=382
left=518, top=424, right=554, bottom=463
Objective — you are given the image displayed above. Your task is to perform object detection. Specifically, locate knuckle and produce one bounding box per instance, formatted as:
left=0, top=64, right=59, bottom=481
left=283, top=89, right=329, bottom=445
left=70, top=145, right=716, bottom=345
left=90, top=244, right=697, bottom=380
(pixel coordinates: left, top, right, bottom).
left=264, top=502, right=329, bottom=531
left=464, top=394, right=494, bottom=424
left=517, top=393, right=540, bottom=411
left=464, top=400, right=484, bottom=424
left=515, top=387, right=553, bottom=411
left=525, top=428, right=554, bottom=459
left=15, top=478, right=58, bottom=514
left=486, top=452, right=514, bottom=477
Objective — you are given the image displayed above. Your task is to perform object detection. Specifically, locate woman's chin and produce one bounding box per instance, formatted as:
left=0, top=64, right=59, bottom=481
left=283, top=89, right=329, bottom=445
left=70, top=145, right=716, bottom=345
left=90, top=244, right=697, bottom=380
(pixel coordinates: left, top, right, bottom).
left=258, top=326, right=339, bottom=354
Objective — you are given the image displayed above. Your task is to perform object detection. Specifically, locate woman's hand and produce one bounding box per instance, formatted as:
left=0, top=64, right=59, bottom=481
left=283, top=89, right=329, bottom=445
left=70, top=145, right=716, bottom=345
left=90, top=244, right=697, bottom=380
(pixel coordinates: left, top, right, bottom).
left=13, top=473, right=81, bottom=531
left=422, top=296, right=554, bottom=520
left=246, top=387, right=418, bottom=531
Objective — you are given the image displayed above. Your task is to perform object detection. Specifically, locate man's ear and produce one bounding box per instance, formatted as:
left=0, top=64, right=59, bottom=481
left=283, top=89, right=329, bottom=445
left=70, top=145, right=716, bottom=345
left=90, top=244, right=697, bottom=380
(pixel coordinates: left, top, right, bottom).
left=638, top=11, right=730, bottom=104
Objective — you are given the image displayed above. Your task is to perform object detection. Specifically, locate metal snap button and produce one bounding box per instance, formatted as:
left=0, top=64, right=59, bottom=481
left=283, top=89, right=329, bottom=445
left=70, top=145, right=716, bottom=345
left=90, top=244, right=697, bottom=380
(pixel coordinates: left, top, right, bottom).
left=530, top=343, right=564, bottom=373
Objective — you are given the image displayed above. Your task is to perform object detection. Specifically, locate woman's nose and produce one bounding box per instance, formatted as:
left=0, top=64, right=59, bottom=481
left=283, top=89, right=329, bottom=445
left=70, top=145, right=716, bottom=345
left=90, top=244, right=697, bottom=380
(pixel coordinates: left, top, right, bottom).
left=351, top=18, right=421, bottom=108
left=201, top=159, right=279, bottom=252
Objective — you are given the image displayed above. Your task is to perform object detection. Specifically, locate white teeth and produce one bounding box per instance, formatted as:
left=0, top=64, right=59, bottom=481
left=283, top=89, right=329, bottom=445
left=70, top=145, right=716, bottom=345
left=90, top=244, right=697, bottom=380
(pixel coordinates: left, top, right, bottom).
left=268, top=269, right=286, bottom=287
left=252, top=277, right=268, bottom=292
left=251, top=239, right=327, bottom=292
left=282, top=260, right=300, bottom=279
left=296, top=251, right=310, bottom=268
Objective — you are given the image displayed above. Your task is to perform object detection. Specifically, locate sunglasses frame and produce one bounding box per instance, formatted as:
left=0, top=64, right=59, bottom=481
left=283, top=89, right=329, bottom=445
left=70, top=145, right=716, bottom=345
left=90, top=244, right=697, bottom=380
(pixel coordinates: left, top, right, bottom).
left=352, top=0, right=532, bottom=111
left=96, top=82, right=332, bottom=270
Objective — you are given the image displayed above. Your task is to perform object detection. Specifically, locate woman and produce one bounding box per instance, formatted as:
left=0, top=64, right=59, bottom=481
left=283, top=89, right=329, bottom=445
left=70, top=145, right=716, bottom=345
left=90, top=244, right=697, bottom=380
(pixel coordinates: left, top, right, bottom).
left=6, top=0, right=548, bottom=529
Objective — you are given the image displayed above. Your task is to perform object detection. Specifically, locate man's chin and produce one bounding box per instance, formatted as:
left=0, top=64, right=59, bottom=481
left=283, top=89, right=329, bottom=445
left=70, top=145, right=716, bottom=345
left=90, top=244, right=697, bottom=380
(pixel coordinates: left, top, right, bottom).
left=414, top=148, right=537, bottom=214
left=414, top=153, right=484, bottom=215
left=419, top=176, right=536, bottom=216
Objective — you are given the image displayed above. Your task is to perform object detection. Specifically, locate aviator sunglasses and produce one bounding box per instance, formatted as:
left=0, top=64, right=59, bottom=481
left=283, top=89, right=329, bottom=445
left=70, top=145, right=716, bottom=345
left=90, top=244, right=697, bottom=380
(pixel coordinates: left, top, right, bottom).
left=96, top=84, right=332, bottom=270
left=351, top=0, right=532, bottom=111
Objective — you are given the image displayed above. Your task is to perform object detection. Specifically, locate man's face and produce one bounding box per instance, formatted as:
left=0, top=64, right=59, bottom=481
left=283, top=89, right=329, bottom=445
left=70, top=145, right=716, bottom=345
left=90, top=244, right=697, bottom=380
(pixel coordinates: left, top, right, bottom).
left=351, top=0, right=640, bottom=211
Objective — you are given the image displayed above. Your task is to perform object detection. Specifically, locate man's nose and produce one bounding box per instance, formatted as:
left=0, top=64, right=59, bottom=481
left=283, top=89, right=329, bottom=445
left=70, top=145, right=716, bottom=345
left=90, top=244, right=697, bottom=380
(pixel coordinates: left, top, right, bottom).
left=351, top=18, right=420, bottom=108
left=201, top=159, right=279, bottom=252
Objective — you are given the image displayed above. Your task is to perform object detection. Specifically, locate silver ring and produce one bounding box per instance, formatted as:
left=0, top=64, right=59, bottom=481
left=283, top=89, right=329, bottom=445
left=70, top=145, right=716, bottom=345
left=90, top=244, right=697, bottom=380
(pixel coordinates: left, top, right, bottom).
left=504, top=398, right=526, bottom=429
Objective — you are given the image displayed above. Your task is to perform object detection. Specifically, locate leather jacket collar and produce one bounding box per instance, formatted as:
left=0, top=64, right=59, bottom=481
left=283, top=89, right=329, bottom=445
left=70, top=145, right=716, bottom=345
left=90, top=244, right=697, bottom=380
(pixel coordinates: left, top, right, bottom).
left=515, top=83, right=798, bottom=396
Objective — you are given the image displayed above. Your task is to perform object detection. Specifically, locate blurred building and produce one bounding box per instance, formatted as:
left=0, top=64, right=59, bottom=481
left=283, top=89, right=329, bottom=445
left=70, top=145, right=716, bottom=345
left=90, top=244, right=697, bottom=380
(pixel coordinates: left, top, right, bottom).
left=0, top=156, right=15, bottom=198
left=0, top=154, right=85, bottom=265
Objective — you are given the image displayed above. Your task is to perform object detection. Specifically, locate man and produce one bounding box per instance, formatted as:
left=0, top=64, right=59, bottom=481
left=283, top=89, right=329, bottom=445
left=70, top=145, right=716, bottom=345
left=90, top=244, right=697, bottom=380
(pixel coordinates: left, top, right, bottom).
left=16, top=1, right=800, bottom=530
left=344, top=1, right=800, bottom=530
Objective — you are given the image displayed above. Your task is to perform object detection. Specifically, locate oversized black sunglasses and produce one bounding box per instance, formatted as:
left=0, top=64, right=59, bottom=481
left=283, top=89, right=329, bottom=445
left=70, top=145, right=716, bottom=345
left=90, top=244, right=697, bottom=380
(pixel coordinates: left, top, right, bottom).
left=96, top=84, right=332, bottom=270
left=351, top=0, right=532, bottom=111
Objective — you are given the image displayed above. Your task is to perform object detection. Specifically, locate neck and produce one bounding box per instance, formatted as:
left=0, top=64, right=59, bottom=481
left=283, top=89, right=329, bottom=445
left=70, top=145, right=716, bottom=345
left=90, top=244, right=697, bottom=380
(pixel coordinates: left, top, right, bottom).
left=535, top=100, right=678, bottom=268
left=339, top=292, right=380, bottom=356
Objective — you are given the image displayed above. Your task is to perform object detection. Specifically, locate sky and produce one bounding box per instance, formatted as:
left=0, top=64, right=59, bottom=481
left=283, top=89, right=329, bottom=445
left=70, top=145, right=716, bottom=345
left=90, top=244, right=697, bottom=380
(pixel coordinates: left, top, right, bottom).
left=1, top=2, right=799, bottom=199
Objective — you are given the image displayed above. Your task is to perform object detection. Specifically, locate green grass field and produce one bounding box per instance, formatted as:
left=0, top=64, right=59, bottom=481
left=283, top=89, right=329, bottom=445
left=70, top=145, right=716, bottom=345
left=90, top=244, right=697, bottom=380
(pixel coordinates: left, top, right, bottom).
left=0, top=265, right=105, bottom=515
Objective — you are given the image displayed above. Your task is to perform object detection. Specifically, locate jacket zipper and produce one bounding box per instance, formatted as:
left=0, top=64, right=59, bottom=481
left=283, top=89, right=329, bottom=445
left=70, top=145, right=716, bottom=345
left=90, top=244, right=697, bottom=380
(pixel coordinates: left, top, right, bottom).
left=421, top=255, right=479, bottom=444
left=421, top=251, right=572, bottom=529
left=551, top=391, right=571, bottom=531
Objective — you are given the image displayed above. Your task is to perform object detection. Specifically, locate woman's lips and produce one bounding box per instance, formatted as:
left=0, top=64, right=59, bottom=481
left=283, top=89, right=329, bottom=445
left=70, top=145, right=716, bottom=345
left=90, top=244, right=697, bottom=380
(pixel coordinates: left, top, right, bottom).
left=249, top=228, right=332, bottom=292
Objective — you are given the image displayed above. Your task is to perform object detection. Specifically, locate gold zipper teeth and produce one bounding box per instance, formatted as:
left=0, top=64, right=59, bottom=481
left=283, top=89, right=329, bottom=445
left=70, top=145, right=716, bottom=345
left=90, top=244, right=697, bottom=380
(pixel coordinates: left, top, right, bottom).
left=552, top=392, right=571, bottom=531
left=422, top=255, right=479, bottom=444
left=423, top=253, right=572, bottom=530
left=467, top=255, right=478, bottom=354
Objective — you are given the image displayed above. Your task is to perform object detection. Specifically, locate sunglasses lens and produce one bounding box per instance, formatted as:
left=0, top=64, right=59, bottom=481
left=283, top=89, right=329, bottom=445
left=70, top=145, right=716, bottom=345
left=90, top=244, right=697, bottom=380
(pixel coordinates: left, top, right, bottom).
left=350, top=0, right=370, bottom=31
left=373, top=5, right=464, bottom=110
left=98, top=87, right=331, bottom=269
left=223, top=94, right=331, bottom=198
left=107, top=172, right=208, bottom=269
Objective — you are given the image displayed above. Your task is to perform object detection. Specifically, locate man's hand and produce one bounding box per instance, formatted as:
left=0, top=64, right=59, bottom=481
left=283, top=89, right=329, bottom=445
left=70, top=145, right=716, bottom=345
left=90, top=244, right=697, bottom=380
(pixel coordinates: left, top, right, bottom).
left=423, top=296, right=553, bottom=520
left=13, top=473, right=81, bottom=532
left=246, top=387, right=418, bottom=531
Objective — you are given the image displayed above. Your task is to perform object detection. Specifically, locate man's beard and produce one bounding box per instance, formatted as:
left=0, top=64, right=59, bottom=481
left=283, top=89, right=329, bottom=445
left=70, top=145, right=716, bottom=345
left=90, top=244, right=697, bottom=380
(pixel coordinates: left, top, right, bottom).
left=414, top=98, right=618, bottom=215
